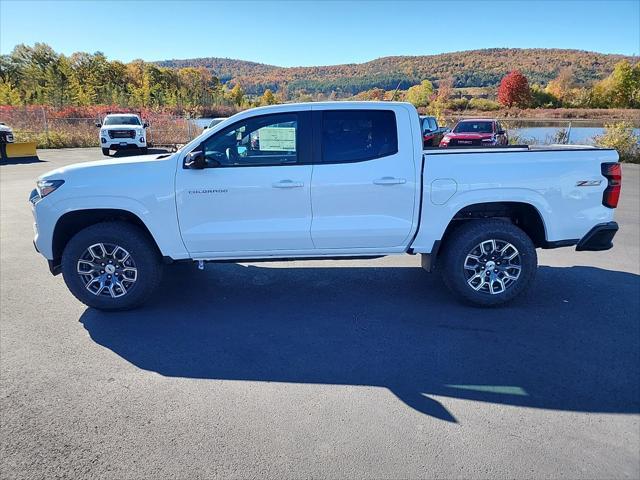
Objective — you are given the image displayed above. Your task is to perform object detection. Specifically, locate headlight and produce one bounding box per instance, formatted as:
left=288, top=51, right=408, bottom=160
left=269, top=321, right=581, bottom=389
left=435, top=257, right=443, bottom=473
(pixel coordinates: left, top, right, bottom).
left=136, top=128, right=143, bottom=136
left=37, top=179, right=64, bottom=198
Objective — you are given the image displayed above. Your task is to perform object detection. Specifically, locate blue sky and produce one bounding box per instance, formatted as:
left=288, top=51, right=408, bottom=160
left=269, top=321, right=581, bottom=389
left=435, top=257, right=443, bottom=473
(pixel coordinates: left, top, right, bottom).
left=1, top=0, right=638, bottom=66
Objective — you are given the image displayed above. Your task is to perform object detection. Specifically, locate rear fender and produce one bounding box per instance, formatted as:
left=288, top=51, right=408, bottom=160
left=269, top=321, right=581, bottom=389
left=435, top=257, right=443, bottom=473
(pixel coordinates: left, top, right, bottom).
left=410, top=188, right=551, bottom=253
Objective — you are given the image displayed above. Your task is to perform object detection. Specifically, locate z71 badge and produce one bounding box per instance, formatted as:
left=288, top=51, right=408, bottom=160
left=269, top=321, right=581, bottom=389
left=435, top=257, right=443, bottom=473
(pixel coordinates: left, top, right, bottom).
left=575, top=180, right=602, bottom=187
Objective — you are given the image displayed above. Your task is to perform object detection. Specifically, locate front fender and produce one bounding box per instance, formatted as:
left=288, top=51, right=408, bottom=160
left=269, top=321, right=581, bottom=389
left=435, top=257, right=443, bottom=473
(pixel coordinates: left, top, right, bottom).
left=34, top=195, right=188, bottom=260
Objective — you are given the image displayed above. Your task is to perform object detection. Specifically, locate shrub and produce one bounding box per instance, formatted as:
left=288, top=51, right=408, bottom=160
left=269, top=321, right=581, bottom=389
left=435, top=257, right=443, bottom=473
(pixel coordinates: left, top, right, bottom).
left=468, top=98, right=501, bottom=111
left=594, top=122, right=640, bottom=163
left=447, top=98, right=469, bottom=111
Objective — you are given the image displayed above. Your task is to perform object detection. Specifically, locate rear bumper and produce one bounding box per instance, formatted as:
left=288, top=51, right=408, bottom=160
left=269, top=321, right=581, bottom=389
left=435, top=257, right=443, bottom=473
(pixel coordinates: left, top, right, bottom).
left=576, top=222, right=619, bottom=251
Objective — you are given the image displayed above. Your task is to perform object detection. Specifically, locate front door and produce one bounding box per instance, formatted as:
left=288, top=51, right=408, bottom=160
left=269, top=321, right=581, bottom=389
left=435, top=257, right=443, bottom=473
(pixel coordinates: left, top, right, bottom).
left=176, top=111, right=314, bottom=254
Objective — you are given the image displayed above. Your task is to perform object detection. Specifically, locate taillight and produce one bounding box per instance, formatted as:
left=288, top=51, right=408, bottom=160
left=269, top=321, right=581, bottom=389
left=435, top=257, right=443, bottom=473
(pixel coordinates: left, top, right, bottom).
left=601, top=162, right=622, bottom=208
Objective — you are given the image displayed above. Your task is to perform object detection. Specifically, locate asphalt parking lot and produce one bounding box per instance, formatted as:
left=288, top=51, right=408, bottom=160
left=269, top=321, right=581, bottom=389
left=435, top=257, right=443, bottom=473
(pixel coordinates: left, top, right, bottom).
left=1, top=148, right=639, bottom=479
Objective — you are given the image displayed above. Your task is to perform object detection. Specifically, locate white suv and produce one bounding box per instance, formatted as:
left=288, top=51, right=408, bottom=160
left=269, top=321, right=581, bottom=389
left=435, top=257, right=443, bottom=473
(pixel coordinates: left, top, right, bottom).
left=97, top=113, right=148, bottom=156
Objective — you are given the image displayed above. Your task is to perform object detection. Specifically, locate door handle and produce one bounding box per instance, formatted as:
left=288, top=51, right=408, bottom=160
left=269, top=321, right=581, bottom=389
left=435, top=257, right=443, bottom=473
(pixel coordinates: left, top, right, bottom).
left=373, top=177, right=406, bottom=185
left=272, top=180, right=304, bottom=188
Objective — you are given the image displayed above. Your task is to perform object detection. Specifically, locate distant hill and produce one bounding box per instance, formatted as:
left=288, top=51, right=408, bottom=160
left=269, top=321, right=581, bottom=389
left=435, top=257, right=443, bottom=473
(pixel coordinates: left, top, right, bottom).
left=155, top=48, right=636, bottom=96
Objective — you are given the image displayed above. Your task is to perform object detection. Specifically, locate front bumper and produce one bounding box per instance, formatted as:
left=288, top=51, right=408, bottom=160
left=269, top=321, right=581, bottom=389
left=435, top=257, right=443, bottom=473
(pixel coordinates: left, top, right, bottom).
left=101, top=134, right=146, bottom=149
left=103, top=142, right=146, bottom=150
left=576, top=222, right=619, bottom=251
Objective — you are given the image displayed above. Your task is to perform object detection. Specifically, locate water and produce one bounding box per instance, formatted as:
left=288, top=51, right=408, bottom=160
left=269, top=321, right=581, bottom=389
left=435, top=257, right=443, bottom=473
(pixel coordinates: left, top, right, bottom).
left=193, top=118, right=212, bottom=129
left=510, top=127, right=640, bottom=145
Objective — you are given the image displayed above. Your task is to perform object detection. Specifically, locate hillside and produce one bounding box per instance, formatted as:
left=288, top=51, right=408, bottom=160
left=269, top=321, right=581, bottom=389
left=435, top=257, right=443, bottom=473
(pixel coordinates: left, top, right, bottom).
left=155, top=48, right=636, bottom=96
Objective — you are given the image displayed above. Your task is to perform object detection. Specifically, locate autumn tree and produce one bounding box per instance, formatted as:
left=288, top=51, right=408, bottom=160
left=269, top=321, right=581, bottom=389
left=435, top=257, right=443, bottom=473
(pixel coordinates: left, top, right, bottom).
left=406, top=80, right=434, bottom=107
left=545, top=67, right=574, bottom=105
left=260, top=88, right=276, bottom=105
left=427, top=77, right=453, bottom=122
left=229, top=84, right=245, bottom=106
left=591, top=60, right=640, bottom=108
left=355, top=88, right=386, bottom=101
left=497, top=70, right=532, bottom=108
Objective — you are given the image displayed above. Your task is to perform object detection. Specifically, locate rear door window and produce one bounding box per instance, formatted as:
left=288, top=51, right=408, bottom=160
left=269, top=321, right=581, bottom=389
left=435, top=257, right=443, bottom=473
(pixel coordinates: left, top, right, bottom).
left=321, top=110, right=398, bottom=163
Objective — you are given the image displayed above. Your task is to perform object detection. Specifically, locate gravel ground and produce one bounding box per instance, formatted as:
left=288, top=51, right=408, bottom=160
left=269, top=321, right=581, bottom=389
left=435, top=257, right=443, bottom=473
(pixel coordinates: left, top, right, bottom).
left=1, top=148, right=639, bottom=479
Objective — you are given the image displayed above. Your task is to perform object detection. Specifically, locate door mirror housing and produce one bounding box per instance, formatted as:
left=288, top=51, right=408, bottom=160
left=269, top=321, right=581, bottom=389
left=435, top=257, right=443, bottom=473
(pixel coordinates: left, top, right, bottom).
left=497, top=130, right=506, bottom=135
left=184, top=150, right=206, bottom=169
left=143, top=122, right=149, bottom=128
left=95, top=122, right=102, bottom=128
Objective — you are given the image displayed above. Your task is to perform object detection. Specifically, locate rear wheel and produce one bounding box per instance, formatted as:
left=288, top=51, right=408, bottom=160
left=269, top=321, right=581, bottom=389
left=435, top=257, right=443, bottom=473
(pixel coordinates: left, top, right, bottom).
left=101, top=147, right=110, bottom=156
left=61, top=222, right=163, bottom=311
left=439, top=219, right=537, bottom=306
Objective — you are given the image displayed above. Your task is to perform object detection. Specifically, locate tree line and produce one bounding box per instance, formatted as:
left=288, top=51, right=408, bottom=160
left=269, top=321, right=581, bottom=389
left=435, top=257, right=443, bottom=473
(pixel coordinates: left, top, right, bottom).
left=0, top=43, right=638, bottom=113
left=0, top=43, right=252, bottom=112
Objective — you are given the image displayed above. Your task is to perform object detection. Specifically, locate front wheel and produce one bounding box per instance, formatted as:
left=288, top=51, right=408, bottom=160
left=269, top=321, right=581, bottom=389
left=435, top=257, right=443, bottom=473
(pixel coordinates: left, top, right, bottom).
left=101, top=148, right=110, bottom=156
left=140, top=147, right=148, bottom=155
left=439, top=219, right=537, bottom=306
left=61, top=222, right=163, bottom=311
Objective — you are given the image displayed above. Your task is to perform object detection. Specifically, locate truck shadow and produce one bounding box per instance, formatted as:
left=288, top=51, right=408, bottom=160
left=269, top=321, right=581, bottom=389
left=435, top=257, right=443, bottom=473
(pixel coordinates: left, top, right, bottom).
left=79, top=264, right=640, bottom=423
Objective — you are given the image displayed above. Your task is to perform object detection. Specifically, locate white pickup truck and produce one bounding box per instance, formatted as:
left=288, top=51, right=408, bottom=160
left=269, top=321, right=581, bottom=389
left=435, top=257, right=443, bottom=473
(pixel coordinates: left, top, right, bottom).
left=96, top=113, right=148, bottom=156
left=30, top=102, right=621, bottom=311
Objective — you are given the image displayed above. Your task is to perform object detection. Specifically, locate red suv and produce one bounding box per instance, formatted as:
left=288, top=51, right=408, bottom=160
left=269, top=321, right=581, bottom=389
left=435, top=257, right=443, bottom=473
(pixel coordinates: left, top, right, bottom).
left=439, top=119, right=508, bottom=147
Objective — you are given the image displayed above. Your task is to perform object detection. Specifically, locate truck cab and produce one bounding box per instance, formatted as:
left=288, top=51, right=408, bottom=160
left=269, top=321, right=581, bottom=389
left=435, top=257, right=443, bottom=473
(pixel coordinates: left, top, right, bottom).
left=97, top=113, right=148, bottom=156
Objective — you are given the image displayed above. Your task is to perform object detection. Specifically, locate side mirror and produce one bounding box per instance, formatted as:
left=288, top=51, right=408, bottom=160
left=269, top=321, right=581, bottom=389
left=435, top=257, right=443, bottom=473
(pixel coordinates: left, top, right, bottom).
left=95, top=122, right=102, bottom=128
left=203, top=126, right=208, bottom=129
left=497, top=130, right=506, bottom=135
left=143, top=122, right=149, bottom=128
left=184, top=150, right=206, bottom=169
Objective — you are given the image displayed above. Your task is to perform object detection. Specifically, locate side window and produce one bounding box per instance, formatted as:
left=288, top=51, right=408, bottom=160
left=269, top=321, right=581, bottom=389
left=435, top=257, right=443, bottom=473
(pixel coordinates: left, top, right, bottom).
left=200, top=113, right=298, bottom=167
left=321, top=110, right=398, bottom=163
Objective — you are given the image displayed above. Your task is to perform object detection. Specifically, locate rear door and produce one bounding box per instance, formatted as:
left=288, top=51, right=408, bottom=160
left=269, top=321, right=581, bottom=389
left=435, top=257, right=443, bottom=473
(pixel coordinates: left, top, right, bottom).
left=309, top=106, right=417, bottom=249
left=175, top=110, right=314, bottom=254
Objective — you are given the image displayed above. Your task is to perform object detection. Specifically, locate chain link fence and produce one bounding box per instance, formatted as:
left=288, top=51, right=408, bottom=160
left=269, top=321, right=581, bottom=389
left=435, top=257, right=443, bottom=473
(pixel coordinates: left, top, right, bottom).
left=0, top=107, right=204, bottom=149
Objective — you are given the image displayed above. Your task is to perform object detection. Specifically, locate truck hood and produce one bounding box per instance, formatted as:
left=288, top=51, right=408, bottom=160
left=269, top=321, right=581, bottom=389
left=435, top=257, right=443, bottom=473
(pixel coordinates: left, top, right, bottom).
left=101, top=124, right=143, bottom=129
left=38, top=153, right=171, bottom=181
left=446, top=132, right=494, bottom=140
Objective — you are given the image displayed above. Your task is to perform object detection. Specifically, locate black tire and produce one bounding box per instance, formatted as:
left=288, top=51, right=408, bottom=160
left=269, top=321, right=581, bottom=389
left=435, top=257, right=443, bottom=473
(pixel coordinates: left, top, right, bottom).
left=61, top=222, right=163, bottom=311
left=439, top=219, right=537, bottom=307
left=140, top=147, right=148, bottom=155
left=101, top=148, right=110, bottom=156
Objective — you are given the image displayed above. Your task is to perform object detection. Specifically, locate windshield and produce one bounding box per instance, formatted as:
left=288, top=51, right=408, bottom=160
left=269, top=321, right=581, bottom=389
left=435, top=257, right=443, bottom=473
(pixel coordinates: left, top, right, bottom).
left=104, top=116, right=141, bottom=126
left=422, top=117, right=437, bottom=132
left=454, top=121, right=494, bottom=134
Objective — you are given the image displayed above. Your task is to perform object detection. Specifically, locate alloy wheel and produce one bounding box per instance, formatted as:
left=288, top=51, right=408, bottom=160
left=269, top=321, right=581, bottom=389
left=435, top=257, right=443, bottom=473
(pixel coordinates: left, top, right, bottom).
left=76, top=243, right=138, bottom=298
left=463, top=239, right=521, bottom=295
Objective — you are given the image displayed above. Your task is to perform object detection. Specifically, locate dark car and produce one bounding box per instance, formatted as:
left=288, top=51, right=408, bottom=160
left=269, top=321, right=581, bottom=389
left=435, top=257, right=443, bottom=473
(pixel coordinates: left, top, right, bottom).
left=440, top=119, right=508, bottom=147
left=420, top=116, right=449, bottom=148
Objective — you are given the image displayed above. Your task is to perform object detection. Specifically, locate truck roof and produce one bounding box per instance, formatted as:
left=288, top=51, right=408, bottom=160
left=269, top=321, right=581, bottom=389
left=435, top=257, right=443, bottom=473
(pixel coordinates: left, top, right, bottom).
left=457, top=118, right=498, bottom=122
left=248, top=101, right=414, bottom=111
